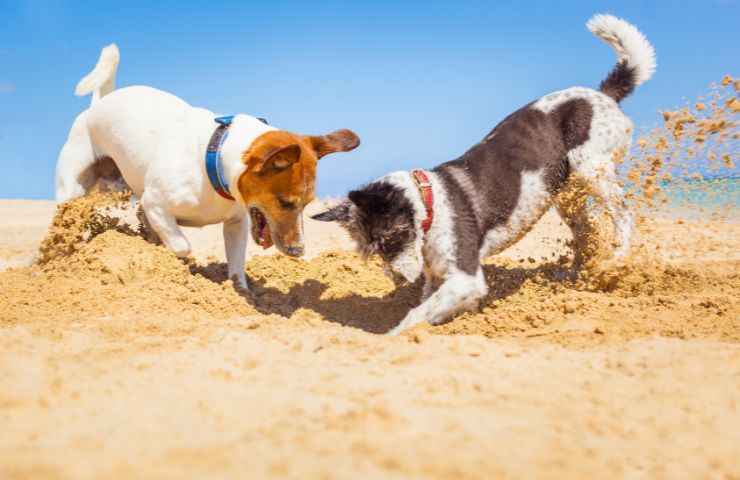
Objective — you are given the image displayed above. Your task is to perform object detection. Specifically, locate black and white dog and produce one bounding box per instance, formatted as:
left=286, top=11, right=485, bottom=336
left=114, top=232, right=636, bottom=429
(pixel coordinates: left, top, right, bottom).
left=313, top=14, right=656, bottom=335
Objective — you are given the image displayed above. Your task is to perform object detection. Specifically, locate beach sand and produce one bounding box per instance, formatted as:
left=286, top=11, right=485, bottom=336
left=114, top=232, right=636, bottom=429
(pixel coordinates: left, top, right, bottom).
left=1, top=195, right=739, bottom=479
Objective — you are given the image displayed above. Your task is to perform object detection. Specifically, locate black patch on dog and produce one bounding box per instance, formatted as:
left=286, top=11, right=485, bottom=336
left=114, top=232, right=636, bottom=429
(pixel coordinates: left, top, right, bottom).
left=599, top=60, right=637, bottom=103
left=320, top=182, right=417, bottom=263
left=313, top=98, right=594, bottom=277
left=434, top=98, right=593, bottom=274
left=432, top=169, right=482, bottom=274
left=311, top=202, right=350, bottom=222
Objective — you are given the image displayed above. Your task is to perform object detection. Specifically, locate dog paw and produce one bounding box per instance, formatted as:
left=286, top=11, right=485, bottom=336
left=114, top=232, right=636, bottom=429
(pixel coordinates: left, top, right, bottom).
left=387, top=325, right=404, bottom=336
left=172, top=247, right=191, bottom=258
left=167, top=238, right=191, bottom=258
left=232, top=275, right=249, bottom=291
left=388, top=310, right=426, bottom=336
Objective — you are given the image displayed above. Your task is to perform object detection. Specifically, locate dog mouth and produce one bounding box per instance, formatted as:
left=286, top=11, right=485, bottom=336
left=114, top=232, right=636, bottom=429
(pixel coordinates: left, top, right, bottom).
left=249, top=207, right=273, bottom=249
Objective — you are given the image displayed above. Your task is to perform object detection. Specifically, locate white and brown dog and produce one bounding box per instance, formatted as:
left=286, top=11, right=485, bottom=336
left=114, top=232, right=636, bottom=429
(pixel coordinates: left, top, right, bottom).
left=56, top=45, right=360, bottom=289
left=313, top=14, right=656, bottom=334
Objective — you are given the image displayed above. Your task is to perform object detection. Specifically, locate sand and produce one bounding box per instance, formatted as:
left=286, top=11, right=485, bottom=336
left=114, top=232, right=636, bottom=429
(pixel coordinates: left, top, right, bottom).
left=1, top=76, right=738, bottom=479
left=1, top=193, right=739, bottom=480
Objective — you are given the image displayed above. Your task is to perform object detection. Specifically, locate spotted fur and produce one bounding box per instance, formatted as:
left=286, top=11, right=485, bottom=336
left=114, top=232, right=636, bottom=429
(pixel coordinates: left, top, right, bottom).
left=313, top=14, right=655, bottom=334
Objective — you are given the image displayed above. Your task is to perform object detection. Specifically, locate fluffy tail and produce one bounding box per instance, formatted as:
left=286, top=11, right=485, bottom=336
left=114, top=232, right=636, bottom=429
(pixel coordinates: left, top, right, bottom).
left=587, top=14, right=656, bottom=103
left=74, top=43, right=120, bottom=104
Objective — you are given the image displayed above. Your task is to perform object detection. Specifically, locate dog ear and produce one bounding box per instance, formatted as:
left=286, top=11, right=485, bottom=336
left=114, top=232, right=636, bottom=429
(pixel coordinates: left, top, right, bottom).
left=251, top=144, right=301, bottom=174
left=311, top=202, right=351, bottom=222
left=348, top=189, right=377, bottom=212
left=308, top=129, right=360, bottom=159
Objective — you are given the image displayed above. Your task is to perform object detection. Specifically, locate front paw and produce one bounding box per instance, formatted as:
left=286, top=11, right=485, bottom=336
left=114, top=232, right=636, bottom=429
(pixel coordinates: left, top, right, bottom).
left=230, top=273, right=249, bottom=291
left=168, top=238, right=191, bottom=258
left=387, top=310, right=425, bottom=336
left=387, top=324, right=405, bottom=336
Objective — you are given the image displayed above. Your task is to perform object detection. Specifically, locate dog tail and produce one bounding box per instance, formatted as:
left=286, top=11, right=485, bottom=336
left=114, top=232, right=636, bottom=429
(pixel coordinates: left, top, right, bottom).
left=74, top=43, right=120, bottom=103
left=587, top=14, right=656, bottom=103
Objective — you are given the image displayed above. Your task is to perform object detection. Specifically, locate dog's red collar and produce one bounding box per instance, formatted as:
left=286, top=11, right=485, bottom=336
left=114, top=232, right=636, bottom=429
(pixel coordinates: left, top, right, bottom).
left=411, top=169, right=434, bottom=234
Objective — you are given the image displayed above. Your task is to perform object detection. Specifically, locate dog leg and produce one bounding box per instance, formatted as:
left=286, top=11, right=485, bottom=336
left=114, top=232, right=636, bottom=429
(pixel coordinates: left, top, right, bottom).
left=554, top=177, right=602, bottom=268
left=575, top=160, right=633, bottom=258
left=140, top=193, right=191, bottom=257
left=55, top=113, right=97, bottom=202
left=388, top=268, right=487, bottom=335
left=223, top=216, right=249, bottom=289
left=421, top=267, right=436, bottom=301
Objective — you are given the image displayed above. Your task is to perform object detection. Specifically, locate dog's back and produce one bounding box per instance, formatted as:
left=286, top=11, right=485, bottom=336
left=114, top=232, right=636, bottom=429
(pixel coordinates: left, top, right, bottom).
left=312, top=14, right=657, bottom=334
left=431, top=14, right=655, bottom=270
left=56, top=45, right=213, bottom=203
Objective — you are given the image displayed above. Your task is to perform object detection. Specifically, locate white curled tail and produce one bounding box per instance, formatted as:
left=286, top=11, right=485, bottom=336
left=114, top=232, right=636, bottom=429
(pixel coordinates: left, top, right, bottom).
left=587, top=14, right=656, bottom=102
left=74, top=43, right=120, bottom=104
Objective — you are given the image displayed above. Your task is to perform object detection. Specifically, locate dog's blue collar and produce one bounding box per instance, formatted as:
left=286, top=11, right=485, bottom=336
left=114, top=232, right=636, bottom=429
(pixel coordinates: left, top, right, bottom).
left=206, top=115, right=270, bottom=201
left=206, top=116, right=236, bottom=200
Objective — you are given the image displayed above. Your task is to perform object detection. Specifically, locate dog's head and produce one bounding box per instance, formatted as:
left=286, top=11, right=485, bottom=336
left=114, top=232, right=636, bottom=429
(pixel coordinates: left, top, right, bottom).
left=312, top=178, right=424, bottom=283
left=238, top=129, right=359, bottom=257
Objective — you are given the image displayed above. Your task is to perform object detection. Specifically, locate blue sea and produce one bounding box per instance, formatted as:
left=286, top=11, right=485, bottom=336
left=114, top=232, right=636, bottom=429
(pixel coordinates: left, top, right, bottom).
left=656, top=176, right=740, bottom=220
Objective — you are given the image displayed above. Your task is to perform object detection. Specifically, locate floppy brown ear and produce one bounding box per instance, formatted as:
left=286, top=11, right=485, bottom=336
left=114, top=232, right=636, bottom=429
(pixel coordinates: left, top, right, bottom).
left=250, top=144, right=302, bottom=174
left=308, top=129, right=360, bottom=159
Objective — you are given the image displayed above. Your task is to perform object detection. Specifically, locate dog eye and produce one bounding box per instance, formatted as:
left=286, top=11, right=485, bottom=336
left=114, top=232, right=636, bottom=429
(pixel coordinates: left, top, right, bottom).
left=278, top=198, right=297, bottom=210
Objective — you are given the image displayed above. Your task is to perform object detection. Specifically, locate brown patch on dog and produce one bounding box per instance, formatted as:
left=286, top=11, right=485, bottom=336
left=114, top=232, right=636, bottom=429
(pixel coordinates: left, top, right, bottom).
left=433, top=98, right=593, bottom=274
left=238, top=129, right=359, bottom=253
left=599, top=60, right=637, bottom=103
left=308, top=129, right=360, bottom=158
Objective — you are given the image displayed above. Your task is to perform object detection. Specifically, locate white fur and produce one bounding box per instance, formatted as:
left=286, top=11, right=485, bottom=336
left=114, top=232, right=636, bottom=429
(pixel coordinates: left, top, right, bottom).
left=533, top=86, right=603, bottom=114
left=587, top=13, right=656, bottom=86
left=380, top=170, right=462, bottom=286
left=446, top=165, right=483, bottom=223
left=387, top=84, right=638, bottom=334
left=390, top=246, right=424, bottom=284
left=74, top=44, right=120, bottom=103
left=534, top=87, right=634, bottom=257
left=422, top=171, right=459, bottom=280
left=479, top=169, right=551, bottom=259
left=382, top=14, right=654, bottom=334
left=387, top=171, right=488, bottom=335
left=388, top=267, right=486, bottom=335
left=381, top=171, right=428, bottom=283
left=56, top=46, right=279, bottom=289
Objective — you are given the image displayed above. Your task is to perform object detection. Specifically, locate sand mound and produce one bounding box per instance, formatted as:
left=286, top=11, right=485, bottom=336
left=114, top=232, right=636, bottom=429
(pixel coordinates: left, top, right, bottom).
left=37, top=190, right=137, bottom=264
left=435, top=257, right=739, bottom=346
left=5, top=217, right=737, bottom=347
left=0, top=192, right=254, bottom=335
left=2, top=230, right=254, bottom=337
left=0, top=186, right=735, bottom=349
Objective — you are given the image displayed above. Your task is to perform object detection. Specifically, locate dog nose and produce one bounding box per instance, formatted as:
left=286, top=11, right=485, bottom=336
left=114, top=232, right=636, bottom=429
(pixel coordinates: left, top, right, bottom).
left=284, top=245, right=304, bottom=257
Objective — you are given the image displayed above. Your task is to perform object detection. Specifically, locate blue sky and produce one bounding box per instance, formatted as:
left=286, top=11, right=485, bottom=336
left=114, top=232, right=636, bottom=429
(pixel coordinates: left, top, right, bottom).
left=0, top=0, right=738, bottom=199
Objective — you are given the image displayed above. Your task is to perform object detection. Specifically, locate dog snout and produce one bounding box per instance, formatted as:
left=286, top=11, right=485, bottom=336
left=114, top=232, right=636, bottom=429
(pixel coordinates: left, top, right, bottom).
left=284, top=244, right=305, bottom=257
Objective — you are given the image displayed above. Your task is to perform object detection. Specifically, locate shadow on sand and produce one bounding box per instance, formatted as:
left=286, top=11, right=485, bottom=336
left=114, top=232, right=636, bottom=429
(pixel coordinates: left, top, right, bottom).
left=189, top=260, right=574, bottom=334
